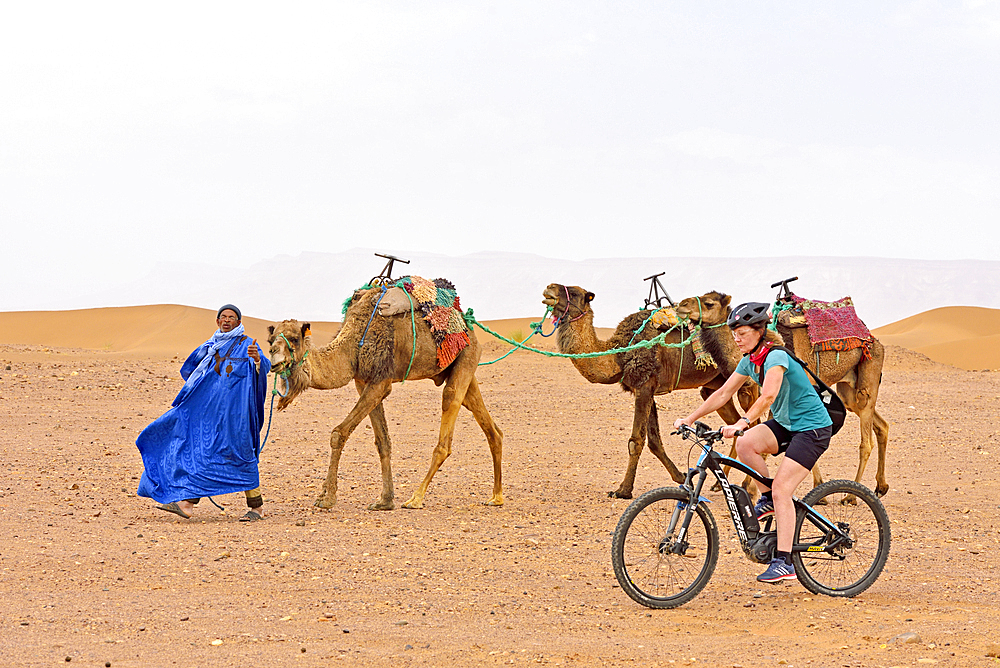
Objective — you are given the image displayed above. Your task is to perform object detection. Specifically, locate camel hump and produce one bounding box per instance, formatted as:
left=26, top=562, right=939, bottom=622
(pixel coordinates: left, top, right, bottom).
left=377, top=286, right=413, bottom=317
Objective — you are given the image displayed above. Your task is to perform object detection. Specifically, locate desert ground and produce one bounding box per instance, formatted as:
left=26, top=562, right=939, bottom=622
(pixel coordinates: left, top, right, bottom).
left=1, top=305, right=998, bottom=667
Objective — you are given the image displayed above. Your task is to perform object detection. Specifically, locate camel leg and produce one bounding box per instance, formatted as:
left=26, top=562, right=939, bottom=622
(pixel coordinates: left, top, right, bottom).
left=811, top=464, right=824, bottom=488
left=833, top=380, right=869, bottom=505
left=403, top=362, right=476, bottom=509
left=358, top=379, right=395, bottom=510
left=731, top=384, right=764, bottom=496
left=645, top=401, right=685, bottom=484
left=852, top=406, right=877, bottom=495
left=702, top=386, right=733, bottom=492
left=709, top=389, right=759, bottom=494
left=837, top=346, right=889, bottom=499
left=460, top=377, right=505, bottom=506
left=316, top=380, right=392, bottom=509
left=611, top=382, right=655, bottom=499
left=872, top=408, right=889, bottom=497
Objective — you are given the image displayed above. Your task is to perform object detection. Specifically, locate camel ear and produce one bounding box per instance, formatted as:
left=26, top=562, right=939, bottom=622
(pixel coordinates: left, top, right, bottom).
left=302, top=322, right=311, bottom=337
left=585, top=292, right=595, bottom=303
left=267, top=325, right=275, bottom=342
left=720, top=294, right=731, bottom=308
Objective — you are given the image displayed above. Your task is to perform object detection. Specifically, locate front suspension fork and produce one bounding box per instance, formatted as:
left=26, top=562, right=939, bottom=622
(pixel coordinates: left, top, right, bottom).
left=668, top=469, right=709, bottom=555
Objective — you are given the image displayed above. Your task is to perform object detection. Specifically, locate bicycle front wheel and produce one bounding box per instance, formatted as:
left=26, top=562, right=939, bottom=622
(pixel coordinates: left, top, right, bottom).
left=611, top=487, right=719, bottom=609
left=793, top=480, right=891, bottom=597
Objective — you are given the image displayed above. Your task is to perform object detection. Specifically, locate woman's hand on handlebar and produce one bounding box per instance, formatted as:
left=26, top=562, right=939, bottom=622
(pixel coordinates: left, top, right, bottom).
left=720, top=423, right=745, bottom=439
left=673, top=417, right=695, bottom=430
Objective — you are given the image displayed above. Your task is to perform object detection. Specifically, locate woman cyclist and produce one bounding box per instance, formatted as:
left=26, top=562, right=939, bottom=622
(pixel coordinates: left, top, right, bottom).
left=674, top=302, right=833, bottom=583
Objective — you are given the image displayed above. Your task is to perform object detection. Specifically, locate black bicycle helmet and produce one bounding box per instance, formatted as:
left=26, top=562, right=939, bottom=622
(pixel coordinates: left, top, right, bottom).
left=727, top=302, right=771, bottom=329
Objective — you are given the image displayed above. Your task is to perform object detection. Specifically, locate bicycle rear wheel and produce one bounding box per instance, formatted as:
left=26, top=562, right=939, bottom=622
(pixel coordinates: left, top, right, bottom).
left=793, top=480, right=891, bottom=597
left=611, top=487, right=719, bottom=609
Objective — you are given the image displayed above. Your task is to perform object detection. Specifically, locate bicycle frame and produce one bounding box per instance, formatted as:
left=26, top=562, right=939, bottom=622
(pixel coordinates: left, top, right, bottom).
left=672, top=427, right=855, bottom=560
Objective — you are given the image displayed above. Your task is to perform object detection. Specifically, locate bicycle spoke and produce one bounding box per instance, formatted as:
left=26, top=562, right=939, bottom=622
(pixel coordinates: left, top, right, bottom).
left=794, top=481, right=890, bottom=597
left=612, top=487, right=719, bottom=608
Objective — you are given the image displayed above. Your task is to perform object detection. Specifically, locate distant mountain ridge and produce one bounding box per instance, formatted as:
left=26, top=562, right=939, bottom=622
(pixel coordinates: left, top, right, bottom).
left=25, top=249, right=1000, bottom=329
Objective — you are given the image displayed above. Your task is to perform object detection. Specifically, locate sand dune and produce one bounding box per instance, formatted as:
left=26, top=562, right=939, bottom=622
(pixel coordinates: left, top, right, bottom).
left=0, top=307, right=578, bottom=357
left=0, top=305, right=340, bottom=356
left=2, top=303, right=995, bottom=369
left=872, top=305, right=1000, bottom=371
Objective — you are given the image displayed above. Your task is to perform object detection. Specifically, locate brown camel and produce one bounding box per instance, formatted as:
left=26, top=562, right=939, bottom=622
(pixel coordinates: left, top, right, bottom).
left=267, top=285, right=504, bottom=510
left=676, top=290, right=889, bottom=497
left=541, top=283, right=755, bottom=499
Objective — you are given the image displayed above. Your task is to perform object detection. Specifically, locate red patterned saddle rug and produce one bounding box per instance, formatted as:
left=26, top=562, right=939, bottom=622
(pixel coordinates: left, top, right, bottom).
left=792, top=296, right=873, bottom=359
left=397, top=276, right=471, bottom=368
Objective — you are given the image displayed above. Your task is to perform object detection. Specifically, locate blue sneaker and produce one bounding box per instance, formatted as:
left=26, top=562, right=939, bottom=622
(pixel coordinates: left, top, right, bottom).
left=757, top=558, right=796, bottom=583
left=754, top=494, right=774, bottom=520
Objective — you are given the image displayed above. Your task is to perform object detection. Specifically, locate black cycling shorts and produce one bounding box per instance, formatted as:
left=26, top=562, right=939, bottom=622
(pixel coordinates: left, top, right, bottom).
left=764, top=419, right=832, bottom=470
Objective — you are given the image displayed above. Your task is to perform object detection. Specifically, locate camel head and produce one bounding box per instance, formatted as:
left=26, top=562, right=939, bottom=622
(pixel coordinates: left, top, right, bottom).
left=675, top=291, right=731, bottom=326
left=541, top=283, right=594, bottom=325
left=267, top=319, right=312, bottom=410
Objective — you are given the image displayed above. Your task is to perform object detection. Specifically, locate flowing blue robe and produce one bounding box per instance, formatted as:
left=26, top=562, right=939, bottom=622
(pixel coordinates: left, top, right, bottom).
left=136, top=325, right=272, bottom=503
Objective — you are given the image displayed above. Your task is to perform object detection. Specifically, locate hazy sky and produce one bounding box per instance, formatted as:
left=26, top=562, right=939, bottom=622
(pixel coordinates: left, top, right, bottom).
left=2, top=1, right=998, bottom=309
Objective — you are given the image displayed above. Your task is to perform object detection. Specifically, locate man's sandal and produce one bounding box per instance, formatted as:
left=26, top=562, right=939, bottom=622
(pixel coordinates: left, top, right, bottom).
left=156, top=502, right=191, bottom=519
left=239, top=510, right=263, bottom=522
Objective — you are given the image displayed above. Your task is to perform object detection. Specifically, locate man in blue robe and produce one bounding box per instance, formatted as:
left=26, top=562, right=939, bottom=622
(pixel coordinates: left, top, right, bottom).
left=137, top=304, right=272, bottom=521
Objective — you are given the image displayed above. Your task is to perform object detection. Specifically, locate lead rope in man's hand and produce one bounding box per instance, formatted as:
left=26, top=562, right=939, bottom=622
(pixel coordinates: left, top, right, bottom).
left=206, top=339, right=271, bottom=514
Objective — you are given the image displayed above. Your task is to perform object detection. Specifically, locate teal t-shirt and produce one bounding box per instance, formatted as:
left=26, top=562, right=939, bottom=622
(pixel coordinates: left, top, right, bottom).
left=736, top=348, right=833, bottom=432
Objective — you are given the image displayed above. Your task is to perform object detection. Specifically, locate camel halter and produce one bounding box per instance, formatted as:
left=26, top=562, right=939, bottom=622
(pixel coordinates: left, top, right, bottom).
left=552, top=285, right=589, bottom=327
left=258, top=332, right=310, bottom=457
left=274, top=333, right=309, bottom=396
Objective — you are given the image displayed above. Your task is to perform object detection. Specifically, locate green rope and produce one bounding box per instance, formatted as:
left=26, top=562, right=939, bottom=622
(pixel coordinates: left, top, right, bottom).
left=627, top=309, right=674, bottom=347
left=477, top=306, right=553, bottom=365
left=343, top=280, right=418, bottom=381
left=462, top=308, right=700, bottom=359
left=277, top=333, right=308, bottom=378
left=399, top=282, right=417, bottom=382
left=769, top=299, right=796, bottom=332
left=342, top=283, right=373, bottom=317
left=625, top=306, right=688, bottom=389
left=344, top=281, right=703, bottom=371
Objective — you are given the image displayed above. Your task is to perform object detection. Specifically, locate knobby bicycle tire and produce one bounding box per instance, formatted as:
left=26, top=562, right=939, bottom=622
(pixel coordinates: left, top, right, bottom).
left=611, top=487, right=719, bottom=609
left=793, top=479, right=891, bottom=598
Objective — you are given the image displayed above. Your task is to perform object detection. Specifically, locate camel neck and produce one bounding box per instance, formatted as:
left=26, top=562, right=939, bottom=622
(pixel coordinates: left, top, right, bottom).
left=699, top=321, right=742, bottom=378
left=302, top=330, right=358, bottom=391
left=556, top=311, right=622, bottom=384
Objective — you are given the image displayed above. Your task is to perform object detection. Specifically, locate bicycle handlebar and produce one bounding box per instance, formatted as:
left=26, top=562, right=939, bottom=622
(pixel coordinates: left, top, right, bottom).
left=673, top=422, right=745, bottom=442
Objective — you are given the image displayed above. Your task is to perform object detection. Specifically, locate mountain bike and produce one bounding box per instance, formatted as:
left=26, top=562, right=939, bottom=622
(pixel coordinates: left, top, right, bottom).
left=611, top=422, right=890, bottom=608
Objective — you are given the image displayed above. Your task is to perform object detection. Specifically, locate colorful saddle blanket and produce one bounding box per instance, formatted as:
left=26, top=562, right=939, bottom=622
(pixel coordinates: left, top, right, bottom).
left=792, top=296, right=872, bottom=358
left=397, top=276, right=471, bottom=369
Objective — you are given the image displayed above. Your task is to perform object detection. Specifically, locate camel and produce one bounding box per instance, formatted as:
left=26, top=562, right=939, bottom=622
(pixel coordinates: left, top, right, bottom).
left=541, top=283, right=755, bottom=499
left=676, top=291, right=889, bottom=497
left=267, top=284, right=504, bottom=510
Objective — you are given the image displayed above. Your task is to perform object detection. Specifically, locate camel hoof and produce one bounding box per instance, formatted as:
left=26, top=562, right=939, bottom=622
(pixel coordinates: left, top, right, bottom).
left=875, top=485, right=889, bottom=498
left=401, top=496, right=424, bottom=509
left=608, top=490, right=633, bottom=500
left=840, top=495, right=859, bottom=506
left=314, top=497, right=336, bottom=509
left=367, top=500, right=395, bottom=511
left=483, top=496, right=504, bottom=507
left=710, top=481, right=723, bottom=493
